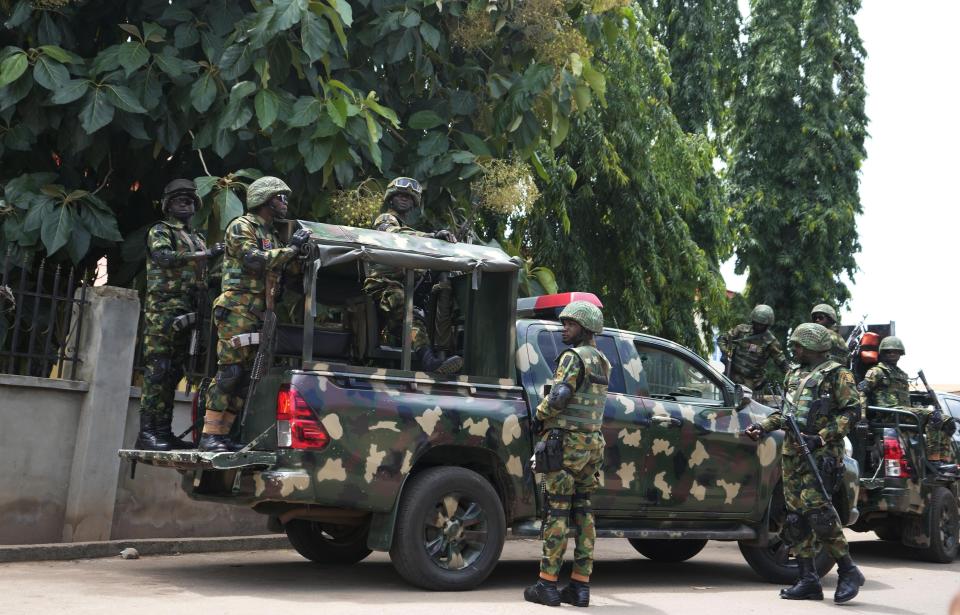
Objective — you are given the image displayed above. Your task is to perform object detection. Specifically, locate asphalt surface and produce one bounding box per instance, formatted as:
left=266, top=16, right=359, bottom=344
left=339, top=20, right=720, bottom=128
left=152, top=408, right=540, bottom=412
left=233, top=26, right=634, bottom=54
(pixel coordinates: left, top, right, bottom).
left=4, top=532, right=958, bottom=615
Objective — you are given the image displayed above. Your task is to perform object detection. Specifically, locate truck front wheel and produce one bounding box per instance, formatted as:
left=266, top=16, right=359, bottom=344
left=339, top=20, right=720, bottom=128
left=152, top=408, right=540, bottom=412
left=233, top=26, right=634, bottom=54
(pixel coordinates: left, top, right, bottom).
left=924, top=486, right=959, bottom=563
left=285, top=519, right=372, bottom=565
left=738, top=537, right=834, bottom=584
left=389, top=466, right=506, bottom=590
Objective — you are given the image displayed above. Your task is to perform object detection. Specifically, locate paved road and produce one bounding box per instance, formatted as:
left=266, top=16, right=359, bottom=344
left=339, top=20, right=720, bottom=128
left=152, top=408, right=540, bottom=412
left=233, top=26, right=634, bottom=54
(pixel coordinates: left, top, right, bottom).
left=4, top=532, right=958, bottom=615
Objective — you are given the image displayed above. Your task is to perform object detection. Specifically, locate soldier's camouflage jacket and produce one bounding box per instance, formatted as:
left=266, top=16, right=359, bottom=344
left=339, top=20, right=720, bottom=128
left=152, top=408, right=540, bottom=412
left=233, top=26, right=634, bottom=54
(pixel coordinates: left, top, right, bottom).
left=364, top=209, right=432, bottom=285
left=859, top=362, right=910, bottom=409
left=826, top=327, right=848, bottom=366
left=145, top=217, right=208, bottom=316
left=717, top=323, right=789, bottom=390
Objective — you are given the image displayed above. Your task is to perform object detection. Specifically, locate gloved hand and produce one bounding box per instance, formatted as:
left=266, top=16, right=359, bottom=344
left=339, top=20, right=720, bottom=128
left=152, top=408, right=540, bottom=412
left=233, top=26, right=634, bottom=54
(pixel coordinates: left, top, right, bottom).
left=743, top=423, right=764, bottom=441
left=289, top=228, right=311, bottom=249
left=802, top=434, right=824, bottom=451
left=931, top=410, right=944, bottom=425
left=433, top=229, right=458, bottom=243
left=206, top=243, right=225, bottom=258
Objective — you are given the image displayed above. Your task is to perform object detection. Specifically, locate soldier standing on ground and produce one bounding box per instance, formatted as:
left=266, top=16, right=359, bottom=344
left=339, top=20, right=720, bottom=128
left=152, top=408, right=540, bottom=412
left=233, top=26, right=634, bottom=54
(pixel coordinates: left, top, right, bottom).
left=858, top=336, right=955, bottom=468
left=745, top=323, right=865, bottom=604
left=136, top=179, right=223, bottom=451
left=718, top=304, right=789, bottom=392
left=199, top=177, right=311, bottom=452
left=810, top=304, right=849, bottom=366
left=525, top=301, right=608, bottom=608
left=363, top=177, right=462, bottom=374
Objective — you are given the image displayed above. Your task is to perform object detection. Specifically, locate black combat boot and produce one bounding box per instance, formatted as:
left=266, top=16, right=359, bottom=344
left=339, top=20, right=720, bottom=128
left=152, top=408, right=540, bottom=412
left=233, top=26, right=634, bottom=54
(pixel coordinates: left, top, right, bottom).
left=834, top=555, right=865, bottom=603
left=779, top=558, right=823, bottom=600
left=416, top=347, right=463, bottom=375
left=560, top=580, right=590, bottom=607
left=135, top=415, right=172, bottom=451
left=154, top=417, right=193, bottom=450
left=524, top=578, right=561, bottom=607
left=197, top=433, right=241, bottom=453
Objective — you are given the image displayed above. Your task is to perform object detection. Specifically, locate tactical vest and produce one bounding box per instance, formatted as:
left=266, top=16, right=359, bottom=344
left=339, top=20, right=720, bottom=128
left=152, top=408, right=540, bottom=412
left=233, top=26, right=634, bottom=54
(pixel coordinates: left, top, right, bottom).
left=145, top=220, right=206, bottom=300
left=784, top=360, right=841, bottom=436
left=868, top=363, right=910, bottom=408
left=220, top=214, right=283, bottom=297
left=549, top=345, right=610, bottom=433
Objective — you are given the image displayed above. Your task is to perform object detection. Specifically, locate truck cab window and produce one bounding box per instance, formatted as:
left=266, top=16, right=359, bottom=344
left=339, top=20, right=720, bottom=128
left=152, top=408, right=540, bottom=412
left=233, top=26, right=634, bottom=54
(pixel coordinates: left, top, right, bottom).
left=633, top=342, right=723, bottom=404
left=536, top=329, right=625, bottom=394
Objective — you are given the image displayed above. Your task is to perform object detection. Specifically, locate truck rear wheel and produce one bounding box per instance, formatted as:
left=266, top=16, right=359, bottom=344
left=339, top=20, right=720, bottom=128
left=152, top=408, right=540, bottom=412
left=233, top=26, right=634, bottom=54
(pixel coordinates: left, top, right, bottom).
left=628, top=539, right=707, bottom=562
left=389, top=466, right=506, bottom=591
left=285, top=519, right=372, bottom=565
left=738, top=537, right=834, bottom=584
left=923, top=486, right=959, bottom=563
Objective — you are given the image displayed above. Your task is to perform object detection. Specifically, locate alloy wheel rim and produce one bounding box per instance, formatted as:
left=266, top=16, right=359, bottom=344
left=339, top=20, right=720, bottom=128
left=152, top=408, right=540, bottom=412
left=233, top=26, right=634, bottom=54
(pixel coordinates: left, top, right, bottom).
left=423, top=492, right=488, bottom=570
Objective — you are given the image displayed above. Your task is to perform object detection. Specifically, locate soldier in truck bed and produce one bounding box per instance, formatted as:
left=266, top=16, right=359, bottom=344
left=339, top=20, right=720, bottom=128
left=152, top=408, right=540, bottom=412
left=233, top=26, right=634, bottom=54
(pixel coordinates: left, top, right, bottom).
left=718, top=304, right=789, bottom=392
left=810, top=303, right=849, bottom=366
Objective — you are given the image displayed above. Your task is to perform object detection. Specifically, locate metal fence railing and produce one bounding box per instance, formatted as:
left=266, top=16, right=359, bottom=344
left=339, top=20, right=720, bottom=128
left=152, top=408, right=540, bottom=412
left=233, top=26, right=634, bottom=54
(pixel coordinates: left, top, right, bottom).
left=0, top=249, right=90, bottom=380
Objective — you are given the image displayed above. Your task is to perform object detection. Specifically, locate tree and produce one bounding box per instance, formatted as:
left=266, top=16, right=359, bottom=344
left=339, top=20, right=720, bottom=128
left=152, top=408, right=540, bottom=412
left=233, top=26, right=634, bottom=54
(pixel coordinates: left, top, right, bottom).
left=728, top=0, right=866, bottom=334
left=523, top=8, right=728, bottom=353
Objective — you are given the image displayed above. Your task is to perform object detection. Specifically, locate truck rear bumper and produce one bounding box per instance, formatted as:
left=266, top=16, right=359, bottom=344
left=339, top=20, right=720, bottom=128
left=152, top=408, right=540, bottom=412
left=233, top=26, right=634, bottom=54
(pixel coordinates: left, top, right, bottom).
left=118, top=449, right=278, bottom=471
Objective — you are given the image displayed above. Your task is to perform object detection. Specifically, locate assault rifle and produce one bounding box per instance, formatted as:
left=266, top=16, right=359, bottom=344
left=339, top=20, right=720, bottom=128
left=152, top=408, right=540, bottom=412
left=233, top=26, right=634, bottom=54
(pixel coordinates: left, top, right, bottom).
left=845, top=315, right=868, bottom=361
left=918, top=369, right=955, bottom=435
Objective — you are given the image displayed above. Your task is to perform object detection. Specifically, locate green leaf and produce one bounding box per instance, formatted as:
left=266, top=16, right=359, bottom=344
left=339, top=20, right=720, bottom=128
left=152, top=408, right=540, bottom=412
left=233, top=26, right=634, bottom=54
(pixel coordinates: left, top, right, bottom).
left=154, top=52, right=184, bottom=78
left=231, top=169, right=263, bottom=180
left=417, top=131, right=449, bottom=157
left=450, top=150, right=476, bottom=164
left=532, top=267, right=558, bottom=295
left=229, top=80, right=257, bottom=101
left=275, top=0, right=308, bottom=31
left=550, top=113, right=569, bottom=148
left=573, top=85, right=591, bottom=112
left=190, top=72, right=217, bottom=113
left=5, top=1, right=31, bottom=29
left=66, top=226, right=91, bottom=263
left=399, top=10, right=421, bottom=28
left=363, top=93, right=400, bottom=127
left=118, top=41, right=150, bottom=76
left=326, top=96, right=348, bottom=128
left=91, top=45, right=123, bottom=75
left=143, top=22, right=166, bottom=43
left=104, top=84, right=146, bottom=113
left=23, top=198, right=55, bottom=233
left=314, top=5, right=348, bottom=53
left=461, top=132, right=492, bottom=157
left=118, top=23, right=142, bottom=40
left=255, top=89, right=279, bottom=128
left=79, top=89, right=116, bottom=134
left=32, top=55, right=70, bottom=91
left=419, top=22, right=440, bottom=49
left=329, top=0, right=353, bottom=26
left=214, top=188, right=244, bottom=230
left=581, top=62, right=606, bottom=99
left=38, top=45, right=74, bottom=63
left=41, top=204, right=75, bottom=255
left=298, top=138, right=333, bottom=173
left=288, top=96, right=322, bottom=127
left=0, top=52, right=28, bottom=87
left=194, top=176, right=219, bottom=198
left=78, top=201, right=123, bottom=241
left=301, top=10, right=332, bottom=63
left=530, top=152, right=549, bottom=181
left=408, top=110, right=444, bottom=130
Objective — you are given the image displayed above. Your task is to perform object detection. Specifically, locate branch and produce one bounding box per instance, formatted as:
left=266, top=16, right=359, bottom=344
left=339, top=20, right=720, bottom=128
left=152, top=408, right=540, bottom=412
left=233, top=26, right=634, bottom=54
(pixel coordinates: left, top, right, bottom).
left=90, top=153, right=113, bottom=197
left=188, top=130, right=213, bottom=176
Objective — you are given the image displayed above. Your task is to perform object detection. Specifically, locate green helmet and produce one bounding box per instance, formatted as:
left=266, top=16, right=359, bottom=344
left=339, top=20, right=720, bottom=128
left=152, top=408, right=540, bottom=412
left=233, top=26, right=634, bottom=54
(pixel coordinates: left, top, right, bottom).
left=750, top=304, right=775, bottom=326
left=879, top=336, right=905, bottom=355
left=810, top=303, right=838, bottom=324
left=246, top=176, right=291, bottom=211
left=789, top=322, right=832, bottom=352
left=383, top=176, right=422, bottom=209
left=161, top=178, right=199, bottom=212
left=559, top=301, right=604, bottom=334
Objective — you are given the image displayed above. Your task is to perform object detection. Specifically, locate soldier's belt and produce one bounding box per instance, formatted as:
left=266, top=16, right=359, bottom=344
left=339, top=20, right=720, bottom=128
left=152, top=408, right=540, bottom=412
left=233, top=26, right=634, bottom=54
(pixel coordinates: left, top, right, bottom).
left=169, top=312, right=198, bottom=333
left=229, top=333, right=261, bottom=348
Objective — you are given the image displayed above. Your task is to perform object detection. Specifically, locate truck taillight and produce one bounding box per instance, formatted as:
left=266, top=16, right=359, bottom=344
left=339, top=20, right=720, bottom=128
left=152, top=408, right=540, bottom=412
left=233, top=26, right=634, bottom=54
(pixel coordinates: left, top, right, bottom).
left=883, top=435, right=912, bottom=478
left=276, top=384, right=329, bottom=450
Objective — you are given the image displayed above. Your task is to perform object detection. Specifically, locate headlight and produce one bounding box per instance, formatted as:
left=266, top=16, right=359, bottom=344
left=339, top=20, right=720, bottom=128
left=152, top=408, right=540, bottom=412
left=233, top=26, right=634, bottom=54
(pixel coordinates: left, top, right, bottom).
left=844, top=436, right=853, bottom=458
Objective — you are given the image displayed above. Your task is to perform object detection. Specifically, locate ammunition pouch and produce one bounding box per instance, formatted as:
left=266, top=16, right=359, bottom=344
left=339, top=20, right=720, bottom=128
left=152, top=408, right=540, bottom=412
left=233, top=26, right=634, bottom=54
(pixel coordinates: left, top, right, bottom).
left=213, top=306, right=230, bottom=322
left=169, top=312, right=198, bottom=333
left=241, top=249, right=267, bottom=275
left=803, top=397, right=831, bottom=434
left=806, top=507, right=836, bottom=539
left=781, top=512, right=809, bottom=546
left=533, top=429, right=564, bottom=474
left=216, top=363, right=249, bottom=396
left=817, top=455, right=844, bottom=495
left=151, top=249, right=179, bottom=269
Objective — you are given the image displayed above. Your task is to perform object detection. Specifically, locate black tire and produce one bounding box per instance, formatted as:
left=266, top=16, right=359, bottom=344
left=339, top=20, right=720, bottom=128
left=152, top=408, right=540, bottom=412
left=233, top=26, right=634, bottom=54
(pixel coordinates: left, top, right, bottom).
left=872, top=524, right=902, bottom=542
left=285, top=519, right=372, bottom=565
left=628, top=539, right=707, bottom=562
left=389, top=466, right=506, bottom=591
left=923, top=487, right=959, bottom=563
left=739, top=538, right=835, bottom=584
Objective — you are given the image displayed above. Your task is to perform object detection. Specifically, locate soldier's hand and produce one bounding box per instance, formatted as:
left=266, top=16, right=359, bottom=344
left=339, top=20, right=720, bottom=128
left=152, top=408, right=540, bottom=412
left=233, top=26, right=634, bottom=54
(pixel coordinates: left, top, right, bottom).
left=802, top=434, right=824, bottom=451
left=207, top=243, right=225, bottom=258
left=433, top=229, right=458, bottom=243
left=931, top=410, right=944, bottom=425
left=743, top=423, right=764, bottom=441
left=289, top=228, right=311, bottom=249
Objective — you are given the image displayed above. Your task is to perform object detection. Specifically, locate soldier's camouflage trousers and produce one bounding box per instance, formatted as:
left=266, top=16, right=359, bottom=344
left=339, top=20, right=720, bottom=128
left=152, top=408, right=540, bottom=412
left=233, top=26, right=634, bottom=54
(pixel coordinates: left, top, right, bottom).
left=362, top=277, right=428, bottom=351
left=539, top=433, right=603, bottom=580
left=139, top=311, right=190, bottom=422
left=783, top=452, right=849, bottom=560
left=203, top=306, right=258, bottom=435
left=925, top=427, right=955, bottom=463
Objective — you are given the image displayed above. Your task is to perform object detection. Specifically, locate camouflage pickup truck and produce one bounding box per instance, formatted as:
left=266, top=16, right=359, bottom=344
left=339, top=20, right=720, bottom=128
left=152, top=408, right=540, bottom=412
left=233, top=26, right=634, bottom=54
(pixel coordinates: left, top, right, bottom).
left=121, top=221, right=859, bottom=590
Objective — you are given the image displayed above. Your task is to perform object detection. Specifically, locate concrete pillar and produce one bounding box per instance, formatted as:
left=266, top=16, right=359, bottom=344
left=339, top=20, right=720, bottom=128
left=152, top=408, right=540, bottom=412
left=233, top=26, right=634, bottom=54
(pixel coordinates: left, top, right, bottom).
left=61, top=286, right=140, bottom=542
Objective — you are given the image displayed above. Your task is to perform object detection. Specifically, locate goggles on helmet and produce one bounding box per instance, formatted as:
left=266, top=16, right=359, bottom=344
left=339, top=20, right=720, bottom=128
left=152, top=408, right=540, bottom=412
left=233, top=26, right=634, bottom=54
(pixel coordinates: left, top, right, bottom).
left=392, top=177, right=422, bottom=194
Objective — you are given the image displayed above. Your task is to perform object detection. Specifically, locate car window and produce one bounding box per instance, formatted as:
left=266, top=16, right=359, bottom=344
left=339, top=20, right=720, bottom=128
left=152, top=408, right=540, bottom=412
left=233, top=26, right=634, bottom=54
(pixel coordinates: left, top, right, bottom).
left=535, top=329, right=626, bottom=394
left=944, top=398, right=960, bottom=420
left=633, top=342, right=724, bottom=404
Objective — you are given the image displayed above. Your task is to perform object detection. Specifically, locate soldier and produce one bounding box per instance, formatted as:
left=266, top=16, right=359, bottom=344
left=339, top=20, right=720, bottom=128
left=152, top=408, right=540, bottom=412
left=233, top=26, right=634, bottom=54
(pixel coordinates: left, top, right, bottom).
left=859, top=337, right=955, bottom=468
left=363, top=177, right=462, bottom=374
left=718, top=304, right=789, bottom=392
left=810, top=303, right=848, bottom=366
left=136, top=179, right=223, bottom=451
left=199, top=177, right=311, bottom=452
left=744, top=323, right=865, bottom=604
left=525, top=301, right=608, bottom=608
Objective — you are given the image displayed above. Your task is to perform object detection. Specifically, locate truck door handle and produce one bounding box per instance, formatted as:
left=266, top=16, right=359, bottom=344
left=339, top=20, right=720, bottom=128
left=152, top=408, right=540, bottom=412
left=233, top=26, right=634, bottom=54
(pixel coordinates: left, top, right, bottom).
left=651, top=416, right=682, bottom=427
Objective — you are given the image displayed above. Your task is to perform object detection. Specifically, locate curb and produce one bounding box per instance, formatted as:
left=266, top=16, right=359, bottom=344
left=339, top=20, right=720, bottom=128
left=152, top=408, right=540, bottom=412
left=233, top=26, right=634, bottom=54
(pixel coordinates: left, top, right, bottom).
left=0, top=535, right=291, bottom=563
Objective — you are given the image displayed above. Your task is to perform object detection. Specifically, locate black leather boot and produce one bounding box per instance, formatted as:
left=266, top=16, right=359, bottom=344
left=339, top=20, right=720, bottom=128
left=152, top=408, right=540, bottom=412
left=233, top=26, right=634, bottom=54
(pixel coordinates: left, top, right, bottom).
left=154, top=417, right=193, bottom=450
left=197, top=433, right=241, bottom=453
left=560, top=580, right=590, bottom=607
left=779, top=557, right=823, bottom=600
left=834, top=555, right=865, bottom=603
left=416, top=347, right=463, bottom=375
left=135, top=415, right=172, bottom=451
left=524, top=579, right=561, bottom=606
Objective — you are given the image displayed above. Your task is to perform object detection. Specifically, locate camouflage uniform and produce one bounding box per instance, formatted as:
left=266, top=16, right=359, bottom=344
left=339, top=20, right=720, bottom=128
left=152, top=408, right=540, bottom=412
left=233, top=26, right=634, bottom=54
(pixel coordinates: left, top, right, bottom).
left=825, top=328, right=848, bottom=366
left=718, top=323, right=789, bottom=390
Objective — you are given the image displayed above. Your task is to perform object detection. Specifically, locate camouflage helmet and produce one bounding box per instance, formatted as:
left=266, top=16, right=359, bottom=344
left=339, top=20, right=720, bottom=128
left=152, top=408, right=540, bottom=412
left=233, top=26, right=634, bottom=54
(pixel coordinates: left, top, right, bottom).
left=246, top=176, right=291, bottom=211
left=558, top=301, right=604, bottom=334
left=810, top=303, right=838, bottom=324
left=161, top=178, right=199, bottom=212
left=383, top=177, right=422, bottom=209
left=789, top=322, right=832, bottom=352
left=750, top=304, right=775, bottom=326
left=879, top=336, right=906, bottom=355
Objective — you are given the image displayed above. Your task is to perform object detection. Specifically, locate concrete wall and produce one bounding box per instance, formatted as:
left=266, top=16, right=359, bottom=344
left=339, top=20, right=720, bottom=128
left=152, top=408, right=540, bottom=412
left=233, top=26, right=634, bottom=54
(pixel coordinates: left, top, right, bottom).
left=0, top=286, right=269, bottom=545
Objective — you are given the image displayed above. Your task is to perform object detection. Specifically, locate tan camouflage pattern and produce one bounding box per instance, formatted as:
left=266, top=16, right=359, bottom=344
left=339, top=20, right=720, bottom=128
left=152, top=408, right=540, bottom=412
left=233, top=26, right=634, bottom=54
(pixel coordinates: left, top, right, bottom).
left=718, top=323, right=789, bottom=390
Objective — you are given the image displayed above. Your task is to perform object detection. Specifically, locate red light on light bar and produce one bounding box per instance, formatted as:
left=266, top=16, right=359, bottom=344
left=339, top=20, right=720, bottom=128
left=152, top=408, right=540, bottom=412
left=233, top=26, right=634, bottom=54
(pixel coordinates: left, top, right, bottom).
left=534, top=292, right=603, bottom=310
